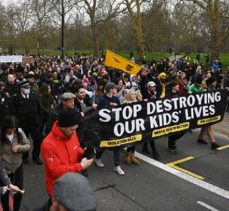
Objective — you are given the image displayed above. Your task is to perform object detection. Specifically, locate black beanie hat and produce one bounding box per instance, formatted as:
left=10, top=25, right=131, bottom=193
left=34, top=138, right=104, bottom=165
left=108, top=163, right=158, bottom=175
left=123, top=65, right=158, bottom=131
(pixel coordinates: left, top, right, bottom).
left=58, top=109, right=80, bottom=127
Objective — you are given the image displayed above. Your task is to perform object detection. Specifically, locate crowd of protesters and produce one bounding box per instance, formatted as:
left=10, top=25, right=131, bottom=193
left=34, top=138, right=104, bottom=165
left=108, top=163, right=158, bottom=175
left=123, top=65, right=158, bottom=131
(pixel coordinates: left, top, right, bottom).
left=0, top=54, right=229, bottom=210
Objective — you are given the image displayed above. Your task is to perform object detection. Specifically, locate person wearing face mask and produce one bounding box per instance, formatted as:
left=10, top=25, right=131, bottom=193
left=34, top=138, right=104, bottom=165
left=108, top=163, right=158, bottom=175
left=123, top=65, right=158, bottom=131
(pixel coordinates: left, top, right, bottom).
left=0, top=116, right=30, bottom=211
left=12, top=80, right=44, bottom=165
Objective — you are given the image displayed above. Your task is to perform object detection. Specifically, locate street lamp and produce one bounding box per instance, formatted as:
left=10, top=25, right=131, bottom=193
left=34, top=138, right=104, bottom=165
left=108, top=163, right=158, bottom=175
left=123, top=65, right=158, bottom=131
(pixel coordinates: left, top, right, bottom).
left=61, top=0, right=65, bottom=59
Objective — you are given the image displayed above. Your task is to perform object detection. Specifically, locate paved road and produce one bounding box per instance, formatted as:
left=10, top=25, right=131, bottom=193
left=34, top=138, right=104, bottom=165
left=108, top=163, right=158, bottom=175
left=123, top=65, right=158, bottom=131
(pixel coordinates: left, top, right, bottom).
left=2, top=59, right=228, bottom=211
left=17, top=125, right=229, bottom=211
left=213, top=112, right=229, bottom=137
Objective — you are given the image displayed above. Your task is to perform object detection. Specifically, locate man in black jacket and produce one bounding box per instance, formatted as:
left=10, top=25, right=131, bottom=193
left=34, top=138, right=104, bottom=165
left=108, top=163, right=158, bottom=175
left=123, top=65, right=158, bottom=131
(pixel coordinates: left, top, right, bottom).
left=141, top=81, right=160, bottom=160
left=0, top=81, right=14, bottom=128
left=13, top=81, right=43, bottom=165
left=45, top=92, right=78, bottom=135
left=5, top=74, right=18, bottom=97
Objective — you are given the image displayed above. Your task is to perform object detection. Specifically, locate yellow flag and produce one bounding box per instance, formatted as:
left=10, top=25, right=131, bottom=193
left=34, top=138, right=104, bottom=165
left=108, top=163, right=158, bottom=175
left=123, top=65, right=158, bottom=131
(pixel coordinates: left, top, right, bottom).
left=105, top=50, right=142, bottom=75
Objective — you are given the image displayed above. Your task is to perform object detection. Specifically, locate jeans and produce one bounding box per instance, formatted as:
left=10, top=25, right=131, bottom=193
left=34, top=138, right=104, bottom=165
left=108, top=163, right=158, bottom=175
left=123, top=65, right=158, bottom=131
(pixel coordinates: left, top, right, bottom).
left=96, top=148, right=121, bottom=167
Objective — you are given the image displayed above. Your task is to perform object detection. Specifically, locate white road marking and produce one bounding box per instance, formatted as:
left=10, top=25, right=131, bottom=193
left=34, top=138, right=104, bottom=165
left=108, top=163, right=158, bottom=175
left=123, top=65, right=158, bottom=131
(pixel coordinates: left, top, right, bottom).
left=135, top=152, right=229, bottom=200
left=197, top=201, right=220, bottom=211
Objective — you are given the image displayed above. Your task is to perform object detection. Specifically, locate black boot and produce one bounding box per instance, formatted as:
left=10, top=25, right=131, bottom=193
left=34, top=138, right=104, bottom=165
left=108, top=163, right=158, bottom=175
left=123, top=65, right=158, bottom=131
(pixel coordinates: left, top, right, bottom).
left=150, top=140, right=160, bottom=160
left=168, top=137, right=177, bottom=154
left=142, top=142, right=150, bottom=154
left=33, top=157, right=43, bottom=165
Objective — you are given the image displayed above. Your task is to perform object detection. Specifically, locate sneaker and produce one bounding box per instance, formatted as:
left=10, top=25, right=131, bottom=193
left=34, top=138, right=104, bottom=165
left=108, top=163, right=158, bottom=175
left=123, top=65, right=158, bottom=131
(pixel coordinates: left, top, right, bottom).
left=113, top=166, right=125, bottom=175
left=211, top=142, right=220, bottom=150
left=94, top=159, right=104, bottom=168
left=197, top=139, right=208, bottom=145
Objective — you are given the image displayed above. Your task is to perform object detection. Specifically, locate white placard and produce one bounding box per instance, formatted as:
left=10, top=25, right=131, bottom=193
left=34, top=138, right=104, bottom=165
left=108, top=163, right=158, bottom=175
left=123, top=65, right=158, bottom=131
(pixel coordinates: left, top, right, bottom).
left=0, top=55, right=23, bottom=63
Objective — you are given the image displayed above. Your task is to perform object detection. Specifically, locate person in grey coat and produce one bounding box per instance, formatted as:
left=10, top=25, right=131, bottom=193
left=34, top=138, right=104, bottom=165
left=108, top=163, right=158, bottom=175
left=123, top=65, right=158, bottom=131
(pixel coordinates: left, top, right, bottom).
left=0, top=115, right=30, bottom=210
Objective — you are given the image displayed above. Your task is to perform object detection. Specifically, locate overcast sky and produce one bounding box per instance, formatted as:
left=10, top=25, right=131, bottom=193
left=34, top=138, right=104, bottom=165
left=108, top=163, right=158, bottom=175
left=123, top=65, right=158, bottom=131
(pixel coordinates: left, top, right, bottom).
left=2, top=0, right=17, bottom=6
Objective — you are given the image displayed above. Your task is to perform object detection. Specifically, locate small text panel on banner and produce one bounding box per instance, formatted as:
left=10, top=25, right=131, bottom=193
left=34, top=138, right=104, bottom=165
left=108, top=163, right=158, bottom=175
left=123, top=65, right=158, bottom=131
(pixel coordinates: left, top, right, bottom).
left=104, top=50, right=142, bottom=75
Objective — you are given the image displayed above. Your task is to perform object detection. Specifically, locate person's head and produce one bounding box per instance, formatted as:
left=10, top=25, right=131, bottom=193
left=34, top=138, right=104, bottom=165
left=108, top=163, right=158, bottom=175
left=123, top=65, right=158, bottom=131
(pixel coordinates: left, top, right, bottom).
left=74, top=85, right=86, bottom=101
left=19, top=81, right=31, bottom=95
left=147, top=81, right=156, bottom=93
left=177, top=70, right=183, bottom=79
left=205, top=71, right=212, bottom=79
left=139, top=68, right=149, bottom=77
left=39, top=82, right=51, bottom=95
left=26, top=71, right=35, bottom=84
left=125, top=89, right=137, bottom=102
left=167, top=81, right=179, bottom=93
left=61, top=92, right=76, bottom=109
left=116, top=78, right=124, bottom=87
left=52, top=71, right=58, bottom=80
left=196, top=65, right=202, bottom=73
left=104, top=82, right=119, bottom=95
left=96, top=79, right=107, bottom=90
left=1, top=116, right=21, bottom=144
left=51, top=173, right=96, bottom=211
left=7, top=74, right=15, bottom=84
left=58, top=109, right=80, bottom=138
left=158, top=72, right=167, bottom=83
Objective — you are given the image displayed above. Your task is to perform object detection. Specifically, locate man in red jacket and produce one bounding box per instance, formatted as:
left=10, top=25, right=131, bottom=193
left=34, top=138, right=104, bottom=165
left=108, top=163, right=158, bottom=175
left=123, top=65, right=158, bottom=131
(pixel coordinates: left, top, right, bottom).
left=41, top=109, right=93, bottom=195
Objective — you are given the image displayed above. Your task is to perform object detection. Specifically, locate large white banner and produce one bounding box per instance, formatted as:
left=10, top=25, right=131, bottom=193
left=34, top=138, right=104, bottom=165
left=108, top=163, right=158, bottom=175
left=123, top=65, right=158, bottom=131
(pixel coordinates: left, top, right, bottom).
left=0, top=55, right=23, bottom=63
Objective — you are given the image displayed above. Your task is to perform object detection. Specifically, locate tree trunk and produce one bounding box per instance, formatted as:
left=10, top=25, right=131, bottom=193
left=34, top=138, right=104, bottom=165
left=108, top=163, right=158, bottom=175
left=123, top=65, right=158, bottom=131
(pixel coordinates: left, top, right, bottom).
left=210, top=27, right=220, bottom=61
left=126, top=0, right=145, bottom=62
left=137, top=38, right=144, bottom=61
left=136, top=2, right=144, bottom=61
left=207, top=0, right=221, bottom=61
left=91, top=22, right=99, bottom=57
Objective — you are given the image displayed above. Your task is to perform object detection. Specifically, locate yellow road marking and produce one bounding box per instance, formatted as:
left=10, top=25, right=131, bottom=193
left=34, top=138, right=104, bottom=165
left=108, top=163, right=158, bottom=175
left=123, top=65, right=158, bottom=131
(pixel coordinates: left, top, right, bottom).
left=167, top=156, right=194, bottom=165
left=217, top=145, right=229, bottom=151
left=167, top=156, right=205, bottom=180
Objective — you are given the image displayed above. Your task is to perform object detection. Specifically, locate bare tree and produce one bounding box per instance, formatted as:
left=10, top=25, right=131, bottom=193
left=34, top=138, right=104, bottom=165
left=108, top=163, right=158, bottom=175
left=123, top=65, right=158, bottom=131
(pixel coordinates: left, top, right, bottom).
left=50, top=0, right=77, bottom=27
left=143, top=0, right=172, bottom=52
left=185, top=0, right=229, bottom=61
left=5, top=1, right=32, bottom=52
left=30, top=0, right=54, bottom=52
left=0, top=3, right=7, bottom=51
left=80, top=0, right=122, bottom=56
left=123, top=0, right=151, bottom=60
